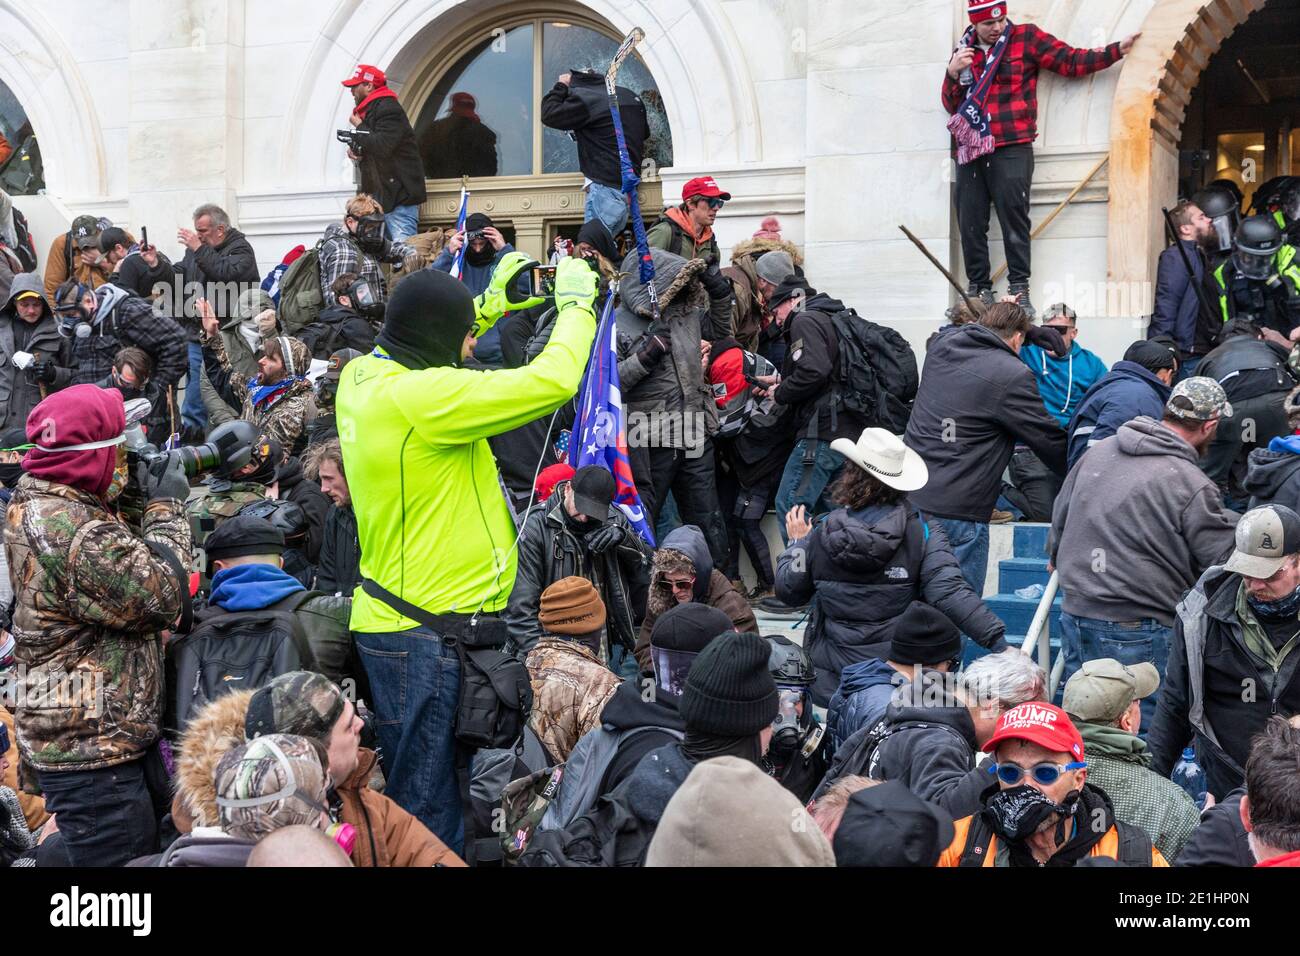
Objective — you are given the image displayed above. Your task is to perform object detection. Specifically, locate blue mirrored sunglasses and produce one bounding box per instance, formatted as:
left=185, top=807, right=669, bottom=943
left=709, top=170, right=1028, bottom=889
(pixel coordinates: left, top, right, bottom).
left=987, top=760, right=1086, bottom=786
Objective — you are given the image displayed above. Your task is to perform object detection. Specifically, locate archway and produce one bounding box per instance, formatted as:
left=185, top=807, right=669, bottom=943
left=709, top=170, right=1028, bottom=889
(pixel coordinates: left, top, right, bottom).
left=1106, top=0, right=1269, bottom=295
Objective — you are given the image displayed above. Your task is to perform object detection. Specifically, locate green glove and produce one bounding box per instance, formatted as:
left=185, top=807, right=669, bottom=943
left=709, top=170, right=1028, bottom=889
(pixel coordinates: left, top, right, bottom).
left=554, top=255, right=598, bottom=318
left=472, top=251, right=545, bottom=335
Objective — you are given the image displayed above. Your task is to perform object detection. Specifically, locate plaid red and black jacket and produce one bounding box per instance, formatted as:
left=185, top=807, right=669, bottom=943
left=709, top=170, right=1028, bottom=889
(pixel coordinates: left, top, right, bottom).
left=941, top=23, right=1122, bottom=149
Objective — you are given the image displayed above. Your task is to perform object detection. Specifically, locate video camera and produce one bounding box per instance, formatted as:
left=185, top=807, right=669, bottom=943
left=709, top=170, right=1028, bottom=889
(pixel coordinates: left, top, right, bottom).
left=336, top=128, right=372, bottom=153
left=122, top=398, right=258, bottom=482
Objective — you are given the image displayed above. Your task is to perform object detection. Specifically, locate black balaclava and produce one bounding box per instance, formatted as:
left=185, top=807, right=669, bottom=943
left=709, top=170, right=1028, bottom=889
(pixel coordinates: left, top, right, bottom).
left=681, top=730, right=763, bottom=766
left=376, top=269, right=476, bottom=370
left=575, top=218, right=618, bottom=263
left=463, top=213, right=497, bottom=268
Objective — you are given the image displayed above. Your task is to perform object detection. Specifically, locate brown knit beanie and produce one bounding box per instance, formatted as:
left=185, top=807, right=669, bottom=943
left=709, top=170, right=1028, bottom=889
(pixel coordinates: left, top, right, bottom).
left=538, top=576, right=607, bottom=636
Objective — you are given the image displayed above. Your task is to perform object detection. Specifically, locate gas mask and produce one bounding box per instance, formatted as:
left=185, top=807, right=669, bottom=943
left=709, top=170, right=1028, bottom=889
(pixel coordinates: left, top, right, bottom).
left=315, top=376, right=339, bottom=411
left=351, top=213, right=386, bottom=254
left=54, top=283, right=97, bottom=340
left=769, top=685, right=808, bottom=761
left=982, top=785, right=1080, bottom=844
left=346, top=277, right=385, bottom=320
left=1233, top=246, right=1276, bottom=282
left=651, top=646, right=699, bottom=701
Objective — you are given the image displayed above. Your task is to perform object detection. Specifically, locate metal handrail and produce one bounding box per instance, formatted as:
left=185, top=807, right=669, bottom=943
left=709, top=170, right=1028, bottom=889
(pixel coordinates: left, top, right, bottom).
left=1019, top=570, right=1062, bottom=695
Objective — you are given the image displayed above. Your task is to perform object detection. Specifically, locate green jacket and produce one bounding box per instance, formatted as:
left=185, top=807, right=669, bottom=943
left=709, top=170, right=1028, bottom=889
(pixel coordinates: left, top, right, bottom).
left=1076, top=719, right=1201, bottom=862
left=336, top=303, right=598, bottom=633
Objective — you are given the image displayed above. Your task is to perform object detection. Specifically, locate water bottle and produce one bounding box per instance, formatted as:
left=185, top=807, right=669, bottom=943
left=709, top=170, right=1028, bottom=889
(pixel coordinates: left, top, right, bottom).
left=1171, top=747, right=1208, bottom=809
left=1015, top=582, right=1045, bottom=600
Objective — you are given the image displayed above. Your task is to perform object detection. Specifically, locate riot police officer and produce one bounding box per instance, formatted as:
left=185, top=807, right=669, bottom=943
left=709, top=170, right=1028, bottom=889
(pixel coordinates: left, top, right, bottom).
left=1208, top=215, right=1300, bottom=338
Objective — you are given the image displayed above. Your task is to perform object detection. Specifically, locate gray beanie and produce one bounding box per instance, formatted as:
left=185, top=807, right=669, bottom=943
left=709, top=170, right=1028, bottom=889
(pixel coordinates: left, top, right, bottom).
left=755, top=250, right=795, bottom=286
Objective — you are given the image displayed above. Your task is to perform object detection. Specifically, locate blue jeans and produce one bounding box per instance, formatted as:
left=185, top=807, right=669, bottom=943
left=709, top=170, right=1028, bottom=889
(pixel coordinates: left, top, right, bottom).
left=1174, top=355, right=1202, bottom=385
left=183, top=341, right=207, bottom=433
left=39, top=759, right=158, bottom=866
left=585, top=182, right=629, bottom=235
left=385, top=204, right=421, bottom=243
left=355, top=625, right=463, bottom=854
left=1059, top=611, right=1171, bottom=734
left=775, top=439, right=846, bottom=545
left=926, top=515, right=990, bottom=597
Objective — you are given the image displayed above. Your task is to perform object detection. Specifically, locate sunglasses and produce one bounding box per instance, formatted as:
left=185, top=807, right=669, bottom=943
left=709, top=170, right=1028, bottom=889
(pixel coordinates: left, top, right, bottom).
left=987, top=760, right=1086, bottom=786
left=658, top=576, right=696, bottom=593
left=702, top=198, right=725, bottom=210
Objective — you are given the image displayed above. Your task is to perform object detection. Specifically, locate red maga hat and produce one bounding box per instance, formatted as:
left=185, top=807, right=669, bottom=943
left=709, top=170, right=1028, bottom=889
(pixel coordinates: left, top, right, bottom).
left=342, top=64, right=386, bottom=87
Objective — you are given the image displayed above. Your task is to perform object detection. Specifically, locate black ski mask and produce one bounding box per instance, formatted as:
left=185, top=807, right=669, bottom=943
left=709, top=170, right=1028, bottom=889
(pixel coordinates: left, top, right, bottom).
left=463, top=213, right=497, bottom=268
left=375, top=269, right=476, bottom=370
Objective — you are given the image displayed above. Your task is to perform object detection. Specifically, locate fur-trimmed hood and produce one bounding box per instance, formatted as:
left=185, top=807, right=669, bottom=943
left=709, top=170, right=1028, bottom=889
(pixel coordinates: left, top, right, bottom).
left=173, top=690, right=254, bottom=831
left=619, top=248, right=709, bottom=319
left=729, top=236, right=803, bottom=268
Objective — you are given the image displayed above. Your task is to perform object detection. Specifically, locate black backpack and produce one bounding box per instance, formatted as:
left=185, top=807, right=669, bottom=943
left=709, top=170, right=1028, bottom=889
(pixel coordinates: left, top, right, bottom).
left=9, top=206, right=36, bottom=272
left=820, top=307, right=919, bottom=433
left=165, top=591, right=322, bottom=737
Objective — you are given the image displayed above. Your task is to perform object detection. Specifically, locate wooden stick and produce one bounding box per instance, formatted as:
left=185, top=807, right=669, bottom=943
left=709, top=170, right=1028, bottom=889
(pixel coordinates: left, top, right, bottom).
left=990, top=154, right=1109, bottom=285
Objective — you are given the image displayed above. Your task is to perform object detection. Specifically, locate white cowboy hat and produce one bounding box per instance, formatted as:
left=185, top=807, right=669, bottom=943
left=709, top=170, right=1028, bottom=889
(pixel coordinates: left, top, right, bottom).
left=829, top=428, right=929, bottom=492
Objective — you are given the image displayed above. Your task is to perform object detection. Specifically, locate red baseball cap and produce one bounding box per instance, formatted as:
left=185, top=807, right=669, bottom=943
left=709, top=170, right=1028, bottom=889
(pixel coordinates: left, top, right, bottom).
left=968, top=0, right=1007, bottom=23
left=342, top=64, right=386, bottom=88
left=981, top=702, right=1086, bottom=762
left=682, top=176, right=731, bottom=202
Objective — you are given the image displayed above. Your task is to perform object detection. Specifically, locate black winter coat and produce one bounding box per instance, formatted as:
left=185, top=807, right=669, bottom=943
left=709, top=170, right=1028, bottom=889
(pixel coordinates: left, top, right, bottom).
left=772, top=290, right=868, bottom=443
left=276, top=456, right=333, bottom=565
left=355, top=96, right=427, bottom=213
left=906, top=324, right=1067, bottom=521
left=173, top=228, right=260, bottom=335
left=540, top=72, right=648, bottom=190
left=503, top=486, right=652, bottom=655
left=1175, top=789, right=1254, bottom=867
left=775, top=503, right=1007, bottom=706
left=317, top=505, right=360, bottom=597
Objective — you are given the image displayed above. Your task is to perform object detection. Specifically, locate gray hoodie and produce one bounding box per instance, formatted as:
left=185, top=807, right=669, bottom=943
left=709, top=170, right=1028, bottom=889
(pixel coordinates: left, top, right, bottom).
left=1050, top=416, right=1238, bottom=626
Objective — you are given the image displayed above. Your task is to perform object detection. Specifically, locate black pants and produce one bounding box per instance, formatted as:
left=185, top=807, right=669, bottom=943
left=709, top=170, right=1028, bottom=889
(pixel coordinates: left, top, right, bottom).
left=39, top=758, right=160, bottom=866
left=1202, top=390, right=1290, bottom=502
left=629, top=440, right=729, bottom=566
left=1001, top=448, right=1063, bottom=523
left=956, top=143, right=1034, bottom=288
left=719, top=467, right=777, bottom=589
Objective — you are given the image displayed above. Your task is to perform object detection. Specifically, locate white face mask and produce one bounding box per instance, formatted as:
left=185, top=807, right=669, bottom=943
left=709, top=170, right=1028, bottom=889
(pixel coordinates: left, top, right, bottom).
left=238, top=319, right=261, bottom=353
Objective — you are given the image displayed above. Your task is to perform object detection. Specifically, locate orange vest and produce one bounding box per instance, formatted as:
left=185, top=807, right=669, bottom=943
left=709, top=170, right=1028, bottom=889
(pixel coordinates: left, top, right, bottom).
left=937, top=814, right=1170, bottom=867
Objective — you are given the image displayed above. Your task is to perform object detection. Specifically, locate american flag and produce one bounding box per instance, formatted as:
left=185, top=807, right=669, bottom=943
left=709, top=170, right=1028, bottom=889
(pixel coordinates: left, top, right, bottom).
left=572, top=293, right=655, bottom=546
left=449, top=185, right=470, bottom=280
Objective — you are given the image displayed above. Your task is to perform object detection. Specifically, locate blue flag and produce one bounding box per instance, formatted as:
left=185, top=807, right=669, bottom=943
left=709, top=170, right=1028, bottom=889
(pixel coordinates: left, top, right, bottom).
left=573, top=295, right=655, bottom=546
left=449, top=185, right=470, bottom=280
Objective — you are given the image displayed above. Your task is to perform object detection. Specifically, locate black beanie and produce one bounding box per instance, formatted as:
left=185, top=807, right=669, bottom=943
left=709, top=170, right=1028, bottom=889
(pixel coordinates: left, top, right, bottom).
left=1122, top=339, right=1177, bottom=372
left=766, top=276, right=814, bottom=311
left=889, top=602, right=962, bottom=665
left=575, top=218, right=618, bottom=263
left=376, top=269, right=476, bottom=370
left=650, top=603, right=734, bottom=653
left=464, top=212, right=493, bottom=233
left=205, top=514, right=285, bottom=564
left=679, top=631, right=779, bottom=737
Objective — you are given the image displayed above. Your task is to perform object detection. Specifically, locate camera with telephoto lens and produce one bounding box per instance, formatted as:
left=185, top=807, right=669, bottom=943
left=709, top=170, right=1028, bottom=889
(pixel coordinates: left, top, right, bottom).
left=122, top=398, right=258, bottom=480
left=336, top=128, right=371, bottom=153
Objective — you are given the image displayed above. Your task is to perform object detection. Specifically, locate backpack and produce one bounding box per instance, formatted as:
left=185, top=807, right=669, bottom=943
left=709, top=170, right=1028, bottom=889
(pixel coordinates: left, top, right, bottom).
left=276, top=240, right=327, bottom=335
left=296, top=312, right=376, bottom=360
left=165, top=591, right=323, bottom=737
left=819, top=307, right=919, bottom=433
left=811, top=713, right=961, bottom=802
left=9, top=207, right=36, bottom=272
left=539, top=724, right=684, bottom=832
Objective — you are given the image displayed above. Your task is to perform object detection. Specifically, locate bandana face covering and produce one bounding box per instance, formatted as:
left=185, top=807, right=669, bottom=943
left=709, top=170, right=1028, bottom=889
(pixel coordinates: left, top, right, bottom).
left=1248, top=584, right=1300, bottom=620
left=982, top=785, right=1076, bottom=843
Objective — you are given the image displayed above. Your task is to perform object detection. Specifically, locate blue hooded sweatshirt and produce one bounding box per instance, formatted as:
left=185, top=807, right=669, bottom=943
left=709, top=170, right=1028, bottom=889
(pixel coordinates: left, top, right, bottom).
left=826, top=658, right=907, bottom=751
left=209, top=563, right=306, bottom=612
left=1065, top=360, right=1171, bottom=470
left=1020, top=341, right=1109, bottom=428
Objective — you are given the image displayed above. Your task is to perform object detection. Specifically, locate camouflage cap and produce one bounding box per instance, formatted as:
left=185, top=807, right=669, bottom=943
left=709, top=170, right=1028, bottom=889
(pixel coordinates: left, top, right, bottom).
left=214, top=733, right=330, bottom=841
left=245, top=670, right=346, bottom=745
left=1165, top=376, right=1233, bottom=422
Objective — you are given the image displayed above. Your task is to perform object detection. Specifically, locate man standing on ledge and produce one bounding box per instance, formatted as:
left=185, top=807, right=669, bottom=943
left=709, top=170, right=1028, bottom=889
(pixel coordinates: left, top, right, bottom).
left=943, top=0, right=1139, bottom=315
left=335, top=252, right=596, bottom=853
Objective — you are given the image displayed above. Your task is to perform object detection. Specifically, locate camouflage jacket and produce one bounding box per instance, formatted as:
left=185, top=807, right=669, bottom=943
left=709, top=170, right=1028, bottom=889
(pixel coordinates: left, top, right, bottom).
left=525, top=637, right=620, bottom=764
left=5, top=476, right=191, bottom=772
left=206, top=331, right=316, bottom=453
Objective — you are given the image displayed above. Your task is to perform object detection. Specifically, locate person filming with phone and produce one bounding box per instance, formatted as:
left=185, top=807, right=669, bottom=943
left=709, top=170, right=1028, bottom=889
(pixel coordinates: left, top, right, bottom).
left=428, top=212, right=514, bottom=367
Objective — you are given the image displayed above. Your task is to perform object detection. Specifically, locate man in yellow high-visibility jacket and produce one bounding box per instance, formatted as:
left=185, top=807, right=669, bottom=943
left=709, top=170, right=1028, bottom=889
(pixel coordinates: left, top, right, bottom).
left=336, top=252, right=598, bottom=852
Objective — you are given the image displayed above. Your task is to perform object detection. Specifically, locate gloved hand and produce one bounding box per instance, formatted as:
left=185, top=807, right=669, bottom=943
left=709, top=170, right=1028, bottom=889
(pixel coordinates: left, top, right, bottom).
left=700, top=261, right=731, bottom=301
left=27, top=361, right=57, bottom=384
left=142, top=452, right=191, bottom=503
left=553, top=255, right=598, bottom=318
left=1024, top=323, right=1067, bottom=357
left=586, top=522, right=627, bottom=555
left=635, top=333, right=671, bottom=367
left=473, top=251, right=545, bottom=334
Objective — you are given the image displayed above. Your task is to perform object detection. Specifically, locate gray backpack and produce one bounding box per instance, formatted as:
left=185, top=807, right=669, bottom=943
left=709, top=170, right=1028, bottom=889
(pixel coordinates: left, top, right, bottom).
left=539, top=724, right=683, bottom=832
